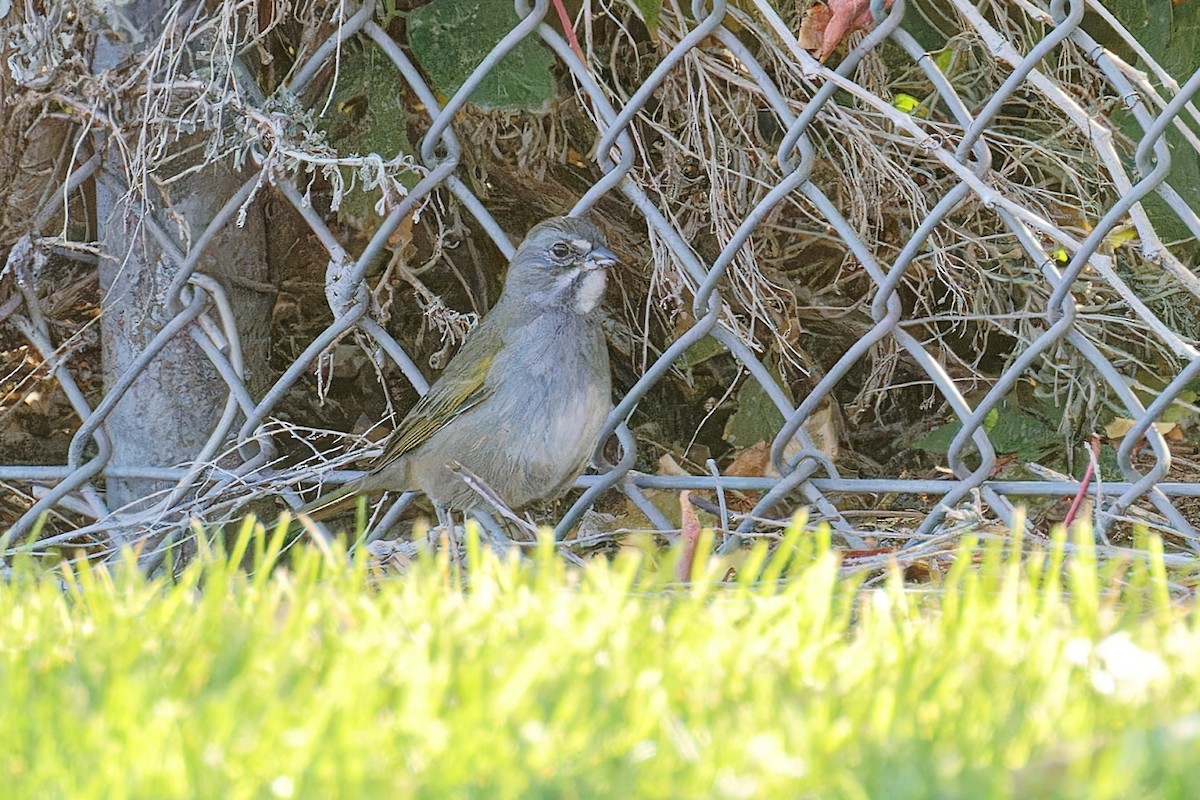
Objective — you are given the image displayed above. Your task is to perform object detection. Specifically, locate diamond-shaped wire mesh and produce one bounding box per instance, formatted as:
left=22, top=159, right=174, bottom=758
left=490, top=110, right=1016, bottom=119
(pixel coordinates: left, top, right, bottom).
left=3, top=0, right=1200, bottom=558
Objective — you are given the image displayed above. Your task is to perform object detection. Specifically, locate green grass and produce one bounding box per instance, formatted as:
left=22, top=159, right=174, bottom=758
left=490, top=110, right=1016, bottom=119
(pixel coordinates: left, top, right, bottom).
left=2, top=518, right=1200, bottom=798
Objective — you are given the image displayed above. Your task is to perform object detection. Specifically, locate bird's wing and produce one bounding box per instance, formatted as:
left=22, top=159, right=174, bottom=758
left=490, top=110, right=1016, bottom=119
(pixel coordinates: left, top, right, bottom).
left=369, top=341, right=497, bottom=472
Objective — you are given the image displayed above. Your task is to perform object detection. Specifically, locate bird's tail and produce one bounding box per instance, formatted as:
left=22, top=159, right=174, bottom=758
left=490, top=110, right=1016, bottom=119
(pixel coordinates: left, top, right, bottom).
left=290, top=478, right=370, bottom=525
left=266, top=478, right=377, bottom=551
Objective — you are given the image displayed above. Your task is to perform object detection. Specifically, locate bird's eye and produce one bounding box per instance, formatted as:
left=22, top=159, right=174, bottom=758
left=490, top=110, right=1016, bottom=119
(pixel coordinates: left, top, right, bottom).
left=550, top=242, right=571, bottom=259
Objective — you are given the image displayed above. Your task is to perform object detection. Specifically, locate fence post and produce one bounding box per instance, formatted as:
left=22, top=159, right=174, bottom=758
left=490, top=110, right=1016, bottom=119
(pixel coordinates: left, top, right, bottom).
left=90, top=0, right=271, bottom=513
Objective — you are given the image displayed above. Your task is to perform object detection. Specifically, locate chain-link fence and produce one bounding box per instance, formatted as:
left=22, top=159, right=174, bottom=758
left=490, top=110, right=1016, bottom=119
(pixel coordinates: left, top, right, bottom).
left=4, top=0, right=1200, bottom=560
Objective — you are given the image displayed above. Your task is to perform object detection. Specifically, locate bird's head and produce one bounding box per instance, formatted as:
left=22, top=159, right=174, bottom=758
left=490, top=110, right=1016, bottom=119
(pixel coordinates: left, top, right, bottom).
left=503, top=216, right=618, bottom=314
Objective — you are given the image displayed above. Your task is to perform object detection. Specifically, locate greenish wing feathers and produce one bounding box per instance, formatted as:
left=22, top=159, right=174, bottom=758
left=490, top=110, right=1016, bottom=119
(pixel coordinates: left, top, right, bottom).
left=369, top=348, right=496, bottom=472
left=297, top=480, right=361, bottom=519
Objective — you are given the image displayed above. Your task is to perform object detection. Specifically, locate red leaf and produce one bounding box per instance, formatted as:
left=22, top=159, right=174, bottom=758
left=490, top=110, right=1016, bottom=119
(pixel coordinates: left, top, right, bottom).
left=675, top=490, right=702, bottom=582
left=799, top=0, right=894, bottom=62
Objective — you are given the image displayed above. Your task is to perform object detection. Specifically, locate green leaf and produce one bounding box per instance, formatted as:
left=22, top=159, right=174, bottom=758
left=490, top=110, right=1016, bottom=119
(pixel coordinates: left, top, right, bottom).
left=915, top=401, right=1059, bottom=463
left=1102, top=0, right=1200, bottom=242
left=933, top=48, right=953, bottom=73
left=903, top=0, right=955, bottom=52
left=680, top=336, right=727, bottom=369
left=723, top=377, right=786, bottom=449
left=316, top=43, right=417, bottom=226
left=406, top=0, right=557, bottom=111
left=633, top=0, right=662, bottom=35
left=1105, top=0, right=1172, bottom=57
left=893, top=92, right=921, bottom=114
left=984, top=405, right=1059, bottom=463
left=914, top=419, right=959, bottom=454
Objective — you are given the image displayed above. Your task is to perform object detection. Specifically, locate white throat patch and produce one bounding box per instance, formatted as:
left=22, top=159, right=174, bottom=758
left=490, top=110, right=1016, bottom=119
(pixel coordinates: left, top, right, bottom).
left=574, top=269, right=607, bottom=314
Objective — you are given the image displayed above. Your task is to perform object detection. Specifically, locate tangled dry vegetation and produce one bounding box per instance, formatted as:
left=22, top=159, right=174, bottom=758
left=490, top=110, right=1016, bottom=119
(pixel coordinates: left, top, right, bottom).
left=2, top=0, right=1199, bottom=553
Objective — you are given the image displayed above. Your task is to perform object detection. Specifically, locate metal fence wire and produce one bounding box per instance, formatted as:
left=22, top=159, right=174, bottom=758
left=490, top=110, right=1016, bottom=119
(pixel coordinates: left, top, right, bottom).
left=4, top=0, right=1200, bottom=558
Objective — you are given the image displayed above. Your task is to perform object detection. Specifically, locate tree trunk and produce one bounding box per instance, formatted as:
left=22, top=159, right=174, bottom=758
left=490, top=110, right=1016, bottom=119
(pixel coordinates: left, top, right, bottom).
left=92, top=0, right=271, bottom=513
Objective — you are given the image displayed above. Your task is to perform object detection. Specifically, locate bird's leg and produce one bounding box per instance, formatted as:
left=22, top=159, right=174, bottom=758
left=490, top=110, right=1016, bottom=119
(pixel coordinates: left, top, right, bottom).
left=470, top=509, right=512, bottom=558
left=434, top=504, right=466, bottom=571
left=446, top=460, right=537, bottom=542
left=434, top=504, right=454, bottom=546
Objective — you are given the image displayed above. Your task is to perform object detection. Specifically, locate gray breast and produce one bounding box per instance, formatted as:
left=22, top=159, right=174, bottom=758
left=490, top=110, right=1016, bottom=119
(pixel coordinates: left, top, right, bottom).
left=411, top=311, right=610, bottom=511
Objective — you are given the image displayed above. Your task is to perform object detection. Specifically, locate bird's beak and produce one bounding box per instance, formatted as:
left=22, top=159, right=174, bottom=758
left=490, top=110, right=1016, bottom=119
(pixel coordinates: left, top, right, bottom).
left=584, top=246, right=619, bottom=270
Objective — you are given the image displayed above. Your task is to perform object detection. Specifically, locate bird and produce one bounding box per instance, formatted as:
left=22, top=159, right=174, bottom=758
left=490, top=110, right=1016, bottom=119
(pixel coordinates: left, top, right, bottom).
left=297, top=215, right=617, bottom=529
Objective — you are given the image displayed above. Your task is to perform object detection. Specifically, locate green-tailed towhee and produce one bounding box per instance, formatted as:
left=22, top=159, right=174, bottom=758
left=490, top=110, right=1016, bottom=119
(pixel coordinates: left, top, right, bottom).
left=301, top=216, right=616, bottom=519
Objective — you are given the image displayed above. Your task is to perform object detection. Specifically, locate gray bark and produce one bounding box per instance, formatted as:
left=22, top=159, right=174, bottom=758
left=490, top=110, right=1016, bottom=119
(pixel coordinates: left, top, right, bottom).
left=92, top=0, right=271, bottom=512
